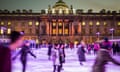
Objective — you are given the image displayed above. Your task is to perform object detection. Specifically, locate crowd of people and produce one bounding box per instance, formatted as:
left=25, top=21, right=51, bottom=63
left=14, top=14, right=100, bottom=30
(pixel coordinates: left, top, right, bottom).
left=0, top=31, right=120, bottom=72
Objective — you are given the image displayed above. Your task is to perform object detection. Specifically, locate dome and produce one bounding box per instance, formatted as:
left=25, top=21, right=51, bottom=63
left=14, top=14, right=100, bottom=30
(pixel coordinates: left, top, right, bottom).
left=53, top=0, right=69, bottom=8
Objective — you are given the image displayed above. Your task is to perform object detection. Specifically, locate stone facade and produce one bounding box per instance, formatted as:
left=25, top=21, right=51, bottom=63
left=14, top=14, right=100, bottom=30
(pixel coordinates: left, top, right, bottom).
left=0, top=0, right=120, bottom=43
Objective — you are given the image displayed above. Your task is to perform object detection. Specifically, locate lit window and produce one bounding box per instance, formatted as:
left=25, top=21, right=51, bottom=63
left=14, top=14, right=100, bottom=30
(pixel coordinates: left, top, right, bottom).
left=7, top=28, right=11, bottom=34
left=59, top=23, right=62, bottom=26
left=1, top=29, right=3, bottom=34
left=59, top=9, right=62, bottom=14
left=65, top=29, right=68, bottom=34
left=1, top=22, right=4, bottom=25
left=89, top=21, right=93, bottom=26
left=73, top=9, right=76, bottom=14
left=8, top=22, right=11, bottom=25
left=53, top=22, right=56, bottom=26
left=118, top=22, right=120, bottom=26
left=104, top=22, right=107, bottom=25
left=96, top=21, right=100, bottom=26
left=117, top=30, right=120, bottom=32
left=36, top=39, right=39, bottom=44
left=29, top=21, right=32, bottom=25
left=36, top=22, right=39, bottom=26
left=66, top=9, right=69, bottom=14
left=82, top=22, right=85, bottom=26
left=52, top=29, right=56, bottom=34
left=116, top=30, right=120, bottom=35
left=52, top=9, right=55, bottom=14
left=59, top=29, right=62, bottom=34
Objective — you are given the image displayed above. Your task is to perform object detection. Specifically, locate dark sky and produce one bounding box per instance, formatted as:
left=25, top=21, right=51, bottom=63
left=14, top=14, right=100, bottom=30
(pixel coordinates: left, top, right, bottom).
left=0, top=0, right=119, bottom=12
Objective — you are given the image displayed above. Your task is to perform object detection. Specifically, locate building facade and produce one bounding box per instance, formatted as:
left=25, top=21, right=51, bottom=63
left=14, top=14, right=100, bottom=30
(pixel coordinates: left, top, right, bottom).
left=0, top=0, right=120, bottom=43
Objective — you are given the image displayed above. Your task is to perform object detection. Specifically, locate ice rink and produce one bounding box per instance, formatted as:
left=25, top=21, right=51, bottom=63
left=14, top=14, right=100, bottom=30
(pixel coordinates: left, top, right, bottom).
left=12, top=48, right=120, bottom=72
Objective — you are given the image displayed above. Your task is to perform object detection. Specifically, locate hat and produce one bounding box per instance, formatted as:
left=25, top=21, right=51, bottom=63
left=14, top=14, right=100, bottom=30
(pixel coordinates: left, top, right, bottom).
left=10, top=31, right=24, bottom=43
left=104, top=37, right=109, bottom=42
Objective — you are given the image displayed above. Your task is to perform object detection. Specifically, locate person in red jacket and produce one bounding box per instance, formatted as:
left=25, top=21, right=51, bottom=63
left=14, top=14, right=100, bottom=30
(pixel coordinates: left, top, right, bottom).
left=0, top=31, right=24, bottom=72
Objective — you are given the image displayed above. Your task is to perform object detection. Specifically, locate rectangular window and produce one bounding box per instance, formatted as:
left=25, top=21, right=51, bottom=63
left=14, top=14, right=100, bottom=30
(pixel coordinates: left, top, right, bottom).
left=8, top=22, right=11, bottom=26
left=52, top=22, right=56, bottom=27
left=52, top=29, right=56, bottom=35
left=29, top=21, right=32, bottom=26
left=7, top=28, right=11, bottom=34
left=65, top=29, right=68, bottom=35
left=1, top=21, right=4, bottom=25
left=1, top=29, right=3, bottom=34
left=58, top=29, right=62, bottom=35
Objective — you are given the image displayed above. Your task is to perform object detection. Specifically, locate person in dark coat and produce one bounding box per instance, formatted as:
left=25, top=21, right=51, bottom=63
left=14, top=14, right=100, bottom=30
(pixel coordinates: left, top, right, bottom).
left=92, top=37, right=120, bottom=72
left=77, top=41, right=86, bottom=65
left=13, top=40, right=36, bottom=72
left=115, top=43, right=120, bottom=55
left=112, top=42, right=117, bottom=55
left=59, top=43, right=66, bottom=70
left=0, top=31, right=24, bottom=72
left=47, top=42, right=53, bottom=60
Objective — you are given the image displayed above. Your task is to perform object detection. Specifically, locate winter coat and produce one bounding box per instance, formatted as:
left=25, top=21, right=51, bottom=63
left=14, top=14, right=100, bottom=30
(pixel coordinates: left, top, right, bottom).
left=47, top=44, right=52, bottom=56
left=52, top=48, right=60, bottom=65
left=59, top=47, right=65, bottom=63
left=0, top=45, right=11, bottom=72
left=92, top=49, right=120, bottom=72
left=77, top=44, right=86, bottom=61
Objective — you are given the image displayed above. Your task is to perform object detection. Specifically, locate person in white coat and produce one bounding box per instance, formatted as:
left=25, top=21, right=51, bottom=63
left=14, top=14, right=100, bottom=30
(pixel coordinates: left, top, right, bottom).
left=52, top=44, right=61, bottom=72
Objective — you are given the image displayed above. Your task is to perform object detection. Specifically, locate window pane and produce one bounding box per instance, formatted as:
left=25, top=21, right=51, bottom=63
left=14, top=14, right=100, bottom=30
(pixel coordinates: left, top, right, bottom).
left=53, top=22, right=56, bottom=27
left=89, top=21, right=93, bottom=26
left=59, top=29, right=62, bottom=34
left=96, top=21, right=100, bottom=26
left=1, top=22, right=4, bottom=25
left=7, top=28, right=11, bottom=34
left=59, top=22, right=62, bottom=26
left=36, top=22, right=39, bottom=26
left=65, top=29, right=68, bottom=34
left=1, top=29, right=3, bottom=34
left=29, top=21, right=32, bottom=25
left=104, top=22, right=107, bottom=26
left=52, top=29, right=56, bottom=34
left=8, top=22, right=11, bottom=25
left=118, top=22, right=120, bottom=26
left=82, top=22, right=85, bottom=26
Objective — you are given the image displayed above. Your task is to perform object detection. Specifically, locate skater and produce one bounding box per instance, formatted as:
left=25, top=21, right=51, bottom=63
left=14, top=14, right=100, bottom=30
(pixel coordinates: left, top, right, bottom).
left=0, top=31, right=24, bottom=72
left=112, top=42, right=117, bottom=55
left=93, top=42, right=100, bottom=55
left=92, top=37, right=120, bottom=72
left=77, top=41, right=86, bottom=65
left=59, top=43, right=65, bottom=70
left=47, top=42, right=53, bottom=60
left=13, top=40, right=36, bottom=72
left=52, top=44, right=61, bottom=72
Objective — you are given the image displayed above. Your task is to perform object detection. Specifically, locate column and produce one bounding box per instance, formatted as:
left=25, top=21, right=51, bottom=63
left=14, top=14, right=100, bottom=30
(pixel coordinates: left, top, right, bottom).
left=78, top=22, right=81, bottom=34
left=72, top=22, right=74, bottom=35
left=49, top=21, right=52, bottom=36
left=56, top=21, right=58, bottom=36
left=46, top=21, right=49, bottom=35
left=63, top=21, right=64, bottom=36
left=69, top=22, right=71, bottom=36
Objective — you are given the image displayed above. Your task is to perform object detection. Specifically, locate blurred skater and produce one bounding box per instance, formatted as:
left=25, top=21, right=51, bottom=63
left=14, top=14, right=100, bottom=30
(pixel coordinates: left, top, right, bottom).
left=0, top=31, right=24, bottom=72
left=13, top=40, right=36, bottom=72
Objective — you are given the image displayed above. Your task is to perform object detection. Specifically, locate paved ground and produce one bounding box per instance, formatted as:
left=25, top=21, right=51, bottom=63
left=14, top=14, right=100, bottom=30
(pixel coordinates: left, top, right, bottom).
left=12, top=48, right=120, bottom=72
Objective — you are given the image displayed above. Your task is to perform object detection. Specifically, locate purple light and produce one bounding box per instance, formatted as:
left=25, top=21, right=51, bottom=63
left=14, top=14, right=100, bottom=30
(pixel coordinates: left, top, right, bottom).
left=1, top=27, right=6, bottom=30
left=96, top=32, right=100, bottom=35
left=20, top=31, right=24, bottom=35
left=109, top=28, right=114, bottom=31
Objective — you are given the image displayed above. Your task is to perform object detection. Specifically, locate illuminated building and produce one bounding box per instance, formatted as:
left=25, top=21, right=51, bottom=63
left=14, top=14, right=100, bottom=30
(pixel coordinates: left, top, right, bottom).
left=0, top=0, right=120, bottom=43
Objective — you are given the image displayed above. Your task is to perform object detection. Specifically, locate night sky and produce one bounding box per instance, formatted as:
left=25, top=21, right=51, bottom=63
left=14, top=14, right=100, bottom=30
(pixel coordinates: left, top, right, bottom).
left=0, top=0, right=119, bottom=12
